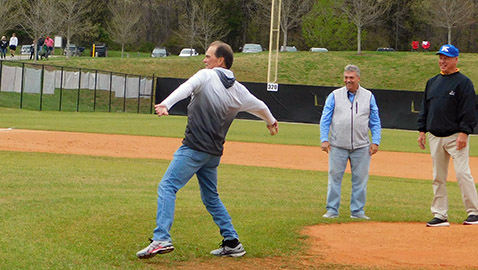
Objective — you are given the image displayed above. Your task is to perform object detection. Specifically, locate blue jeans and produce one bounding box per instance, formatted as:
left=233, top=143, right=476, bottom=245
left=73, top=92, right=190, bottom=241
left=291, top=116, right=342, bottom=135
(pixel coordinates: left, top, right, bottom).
left=325, top=146, right=371, bottom=216
left=45, top=47, right=53, bottom=58
left=153, top=144, right=238, bottom=242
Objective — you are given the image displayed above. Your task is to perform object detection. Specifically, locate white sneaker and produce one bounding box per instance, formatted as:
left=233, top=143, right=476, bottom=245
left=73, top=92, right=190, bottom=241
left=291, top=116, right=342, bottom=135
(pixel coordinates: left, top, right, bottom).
left=351, top=214, right=370, bottom=220
left=322, top=212, right=338, bottom=218
left=210, top=240, right=246, bottom=257
left=136, top=239, right=174, bottom=259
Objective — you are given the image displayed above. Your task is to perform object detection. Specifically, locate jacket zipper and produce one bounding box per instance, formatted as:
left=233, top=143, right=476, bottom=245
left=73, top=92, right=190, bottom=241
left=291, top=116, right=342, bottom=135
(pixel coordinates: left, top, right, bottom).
left=350, top=100, right=354, bottom=150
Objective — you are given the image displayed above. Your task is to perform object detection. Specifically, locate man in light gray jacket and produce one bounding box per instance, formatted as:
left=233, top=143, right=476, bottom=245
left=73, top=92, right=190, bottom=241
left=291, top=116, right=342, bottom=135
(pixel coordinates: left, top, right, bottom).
left=136, top=41, right=278, bottom=259
left=320, top=65, right=381, bottom=219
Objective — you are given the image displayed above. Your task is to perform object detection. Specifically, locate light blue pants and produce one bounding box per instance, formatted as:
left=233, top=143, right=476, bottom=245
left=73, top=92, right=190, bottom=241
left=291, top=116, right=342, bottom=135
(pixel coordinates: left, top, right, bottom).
left=153, top=145, right=238, bottom=242
left=325, top=146, right=371, bottom=216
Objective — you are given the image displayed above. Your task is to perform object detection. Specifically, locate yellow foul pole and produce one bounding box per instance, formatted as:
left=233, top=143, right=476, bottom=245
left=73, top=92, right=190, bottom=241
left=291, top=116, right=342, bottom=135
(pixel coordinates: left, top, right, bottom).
left=267, top=0, right=281, bottom=92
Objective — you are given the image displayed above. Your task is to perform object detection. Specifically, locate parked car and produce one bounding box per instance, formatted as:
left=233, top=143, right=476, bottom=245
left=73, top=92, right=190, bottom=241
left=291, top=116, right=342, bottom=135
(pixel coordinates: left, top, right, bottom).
left=280, top=46, right=298, bottom=52
left=309, top=47, right=328, bottom=52
left=377, top=47, right=395, bottom=52
left=91, top=43, right=107, bottom=57
left=20, top=44, right=33, bottom=55
left=241, top=43, right=263, bottom=53
left=63, top=44, right=82, bottom=56
left=179, top=48, right=198, bottom=57
left=151, top=47, right=169, bottom=57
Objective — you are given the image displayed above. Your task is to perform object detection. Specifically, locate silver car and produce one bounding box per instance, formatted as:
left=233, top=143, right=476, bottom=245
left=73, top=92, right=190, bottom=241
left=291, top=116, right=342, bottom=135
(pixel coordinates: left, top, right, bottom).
left=309, top=47, right=328, bottom=52
left=280, top=46, right=298, bottom=52
left=151, top=47, right=169, bottom=57
left=242, top=43, right=263, bottom=53
left=64, top=44, right=81, bottom=56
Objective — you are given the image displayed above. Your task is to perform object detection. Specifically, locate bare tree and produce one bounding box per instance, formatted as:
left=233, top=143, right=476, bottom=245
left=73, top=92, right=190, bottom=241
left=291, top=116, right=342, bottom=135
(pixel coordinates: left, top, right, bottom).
left=253, top=0, right=314, bottom=49
left=239, top=0, right=258, bottom=46
left=392, top=0, right=408, bottom=50
left=141, top=0, right=177, bottom=46
left=279, top=0, right=314, bottom=48
left=193, top=0, right=229, bottom=51
left=175, top=0, right=228, bottom=52
left=108, top=0, right=142, bottom=57
left=0, top=0, right=18, bottom=35
left=177, top=0, right=198, bottom=49
left=17, top=0, right=59, bottom=62
left=413, top=0, right=475, bottom=44
left=340, top=0, right=392, bottom=54
left=57, top=0, right=98, bottom=59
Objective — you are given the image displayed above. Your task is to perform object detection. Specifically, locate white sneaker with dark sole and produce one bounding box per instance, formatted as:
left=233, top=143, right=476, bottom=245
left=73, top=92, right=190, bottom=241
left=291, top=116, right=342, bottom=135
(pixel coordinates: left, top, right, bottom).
left=210, top=242, right=246, bottom=257
left=136, top=239, right=174, bottom=259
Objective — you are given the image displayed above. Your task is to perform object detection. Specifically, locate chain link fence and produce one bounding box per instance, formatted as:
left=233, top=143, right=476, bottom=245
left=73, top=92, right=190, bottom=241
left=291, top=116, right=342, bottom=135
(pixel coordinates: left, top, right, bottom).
left=0, top=61, right=156, bottom=114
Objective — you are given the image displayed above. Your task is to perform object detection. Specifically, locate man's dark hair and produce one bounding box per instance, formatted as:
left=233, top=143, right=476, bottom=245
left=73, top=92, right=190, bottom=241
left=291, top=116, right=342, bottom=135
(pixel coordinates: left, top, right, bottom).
left=210, top=41, right=234, bottom=69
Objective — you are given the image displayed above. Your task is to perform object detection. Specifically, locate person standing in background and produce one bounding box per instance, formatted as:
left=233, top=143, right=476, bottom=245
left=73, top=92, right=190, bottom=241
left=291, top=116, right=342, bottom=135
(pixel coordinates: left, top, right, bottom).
left=417, top=44, right=478, bottom=227
left=36, top=36, right=44, bottom=60
left=0, top=36, right=8, bottom=59
left=44, top=36, right=54, bottom=59
left=29, top=41, right=35, bottom=60
left=320, top=64, right=381, bottom=220
left=9, top=33, right=18, bottom=58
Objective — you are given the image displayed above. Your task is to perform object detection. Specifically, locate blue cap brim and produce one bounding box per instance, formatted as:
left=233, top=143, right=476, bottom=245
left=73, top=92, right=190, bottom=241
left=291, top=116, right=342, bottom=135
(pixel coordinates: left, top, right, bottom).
left=436, top=51, right=458, bottom=57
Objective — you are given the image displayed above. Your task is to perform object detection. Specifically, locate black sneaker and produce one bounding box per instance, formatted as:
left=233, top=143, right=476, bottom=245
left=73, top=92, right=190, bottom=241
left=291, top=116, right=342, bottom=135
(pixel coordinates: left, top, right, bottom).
left=463, top=215, right=478, bottom=225
left=210, top=239, right=246, bottom=257
left=426, top=217, right=450, bottom=227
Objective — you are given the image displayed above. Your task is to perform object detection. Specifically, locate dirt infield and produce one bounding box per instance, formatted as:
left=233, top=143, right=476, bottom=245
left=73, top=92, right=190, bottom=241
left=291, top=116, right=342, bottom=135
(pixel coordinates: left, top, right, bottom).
left=3, top=129, right=477, bottom=181
left=1, top=129, right=478, bottom=269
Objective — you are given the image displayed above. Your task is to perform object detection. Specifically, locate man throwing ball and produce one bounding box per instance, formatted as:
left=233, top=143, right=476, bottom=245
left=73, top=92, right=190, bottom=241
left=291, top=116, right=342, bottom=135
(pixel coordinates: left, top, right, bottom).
left=136, top=41, right=279, bottom=259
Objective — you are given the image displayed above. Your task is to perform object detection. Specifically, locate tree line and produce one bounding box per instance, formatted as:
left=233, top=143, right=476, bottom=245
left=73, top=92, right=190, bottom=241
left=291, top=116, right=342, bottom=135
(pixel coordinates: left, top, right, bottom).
left=2, top=0, right=477, bottom=57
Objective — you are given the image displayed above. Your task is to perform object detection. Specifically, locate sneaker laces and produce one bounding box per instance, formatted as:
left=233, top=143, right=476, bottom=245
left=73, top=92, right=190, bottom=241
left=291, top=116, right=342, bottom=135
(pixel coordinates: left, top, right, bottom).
left=146, top=238, right=157, bottom=248
left=217, top=240, right=226, bottom=248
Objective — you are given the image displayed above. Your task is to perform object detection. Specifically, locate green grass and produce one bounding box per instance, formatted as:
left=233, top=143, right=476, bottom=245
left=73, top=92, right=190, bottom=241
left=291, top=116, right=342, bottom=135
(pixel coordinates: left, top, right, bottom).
left=2, top=49, right=476, bottom=269
left=0, top=108, right=476, bottom=269
left=0, top=150, right=469, bottom=269
left=36, top=50, right=478, bottom=92
left=1, top=107, right=478, bottom=156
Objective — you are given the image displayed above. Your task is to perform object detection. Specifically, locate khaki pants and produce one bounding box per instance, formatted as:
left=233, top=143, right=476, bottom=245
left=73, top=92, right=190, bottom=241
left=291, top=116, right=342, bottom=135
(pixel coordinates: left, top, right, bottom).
left=428, top=133, right=478, bottom=219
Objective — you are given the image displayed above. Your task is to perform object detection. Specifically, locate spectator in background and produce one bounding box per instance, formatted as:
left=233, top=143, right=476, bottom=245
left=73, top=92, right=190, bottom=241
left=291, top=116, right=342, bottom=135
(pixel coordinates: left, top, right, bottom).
left=44, top=36, right=54, bottom=59
left=9, top=33, right=18, bottom=58
left=36, top=36, right=44, bottom=60
left=320, top=64, right=381, bottom=220
left=0, top=36, right=8, bottom=59
left=30, top=41, right=35, bottom=60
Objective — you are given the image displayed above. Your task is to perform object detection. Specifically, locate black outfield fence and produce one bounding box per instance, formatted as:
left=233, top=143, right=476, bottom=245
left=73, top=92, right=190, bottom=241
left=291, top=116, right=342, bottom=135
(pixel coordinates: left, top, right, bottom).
left=3, top=63, right=477, bottom=134
left=156, top=77, right=478, bottom=134
left=0, top=61, right=155, bottom=114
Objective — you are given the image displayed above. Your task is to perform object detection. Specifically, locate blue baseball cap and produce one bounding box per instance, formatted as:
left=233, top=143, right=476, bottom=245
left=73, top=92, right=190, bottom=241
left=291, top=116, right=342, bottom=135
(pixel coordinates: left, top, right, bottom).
left=436, top=44, right=459, bottom=57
